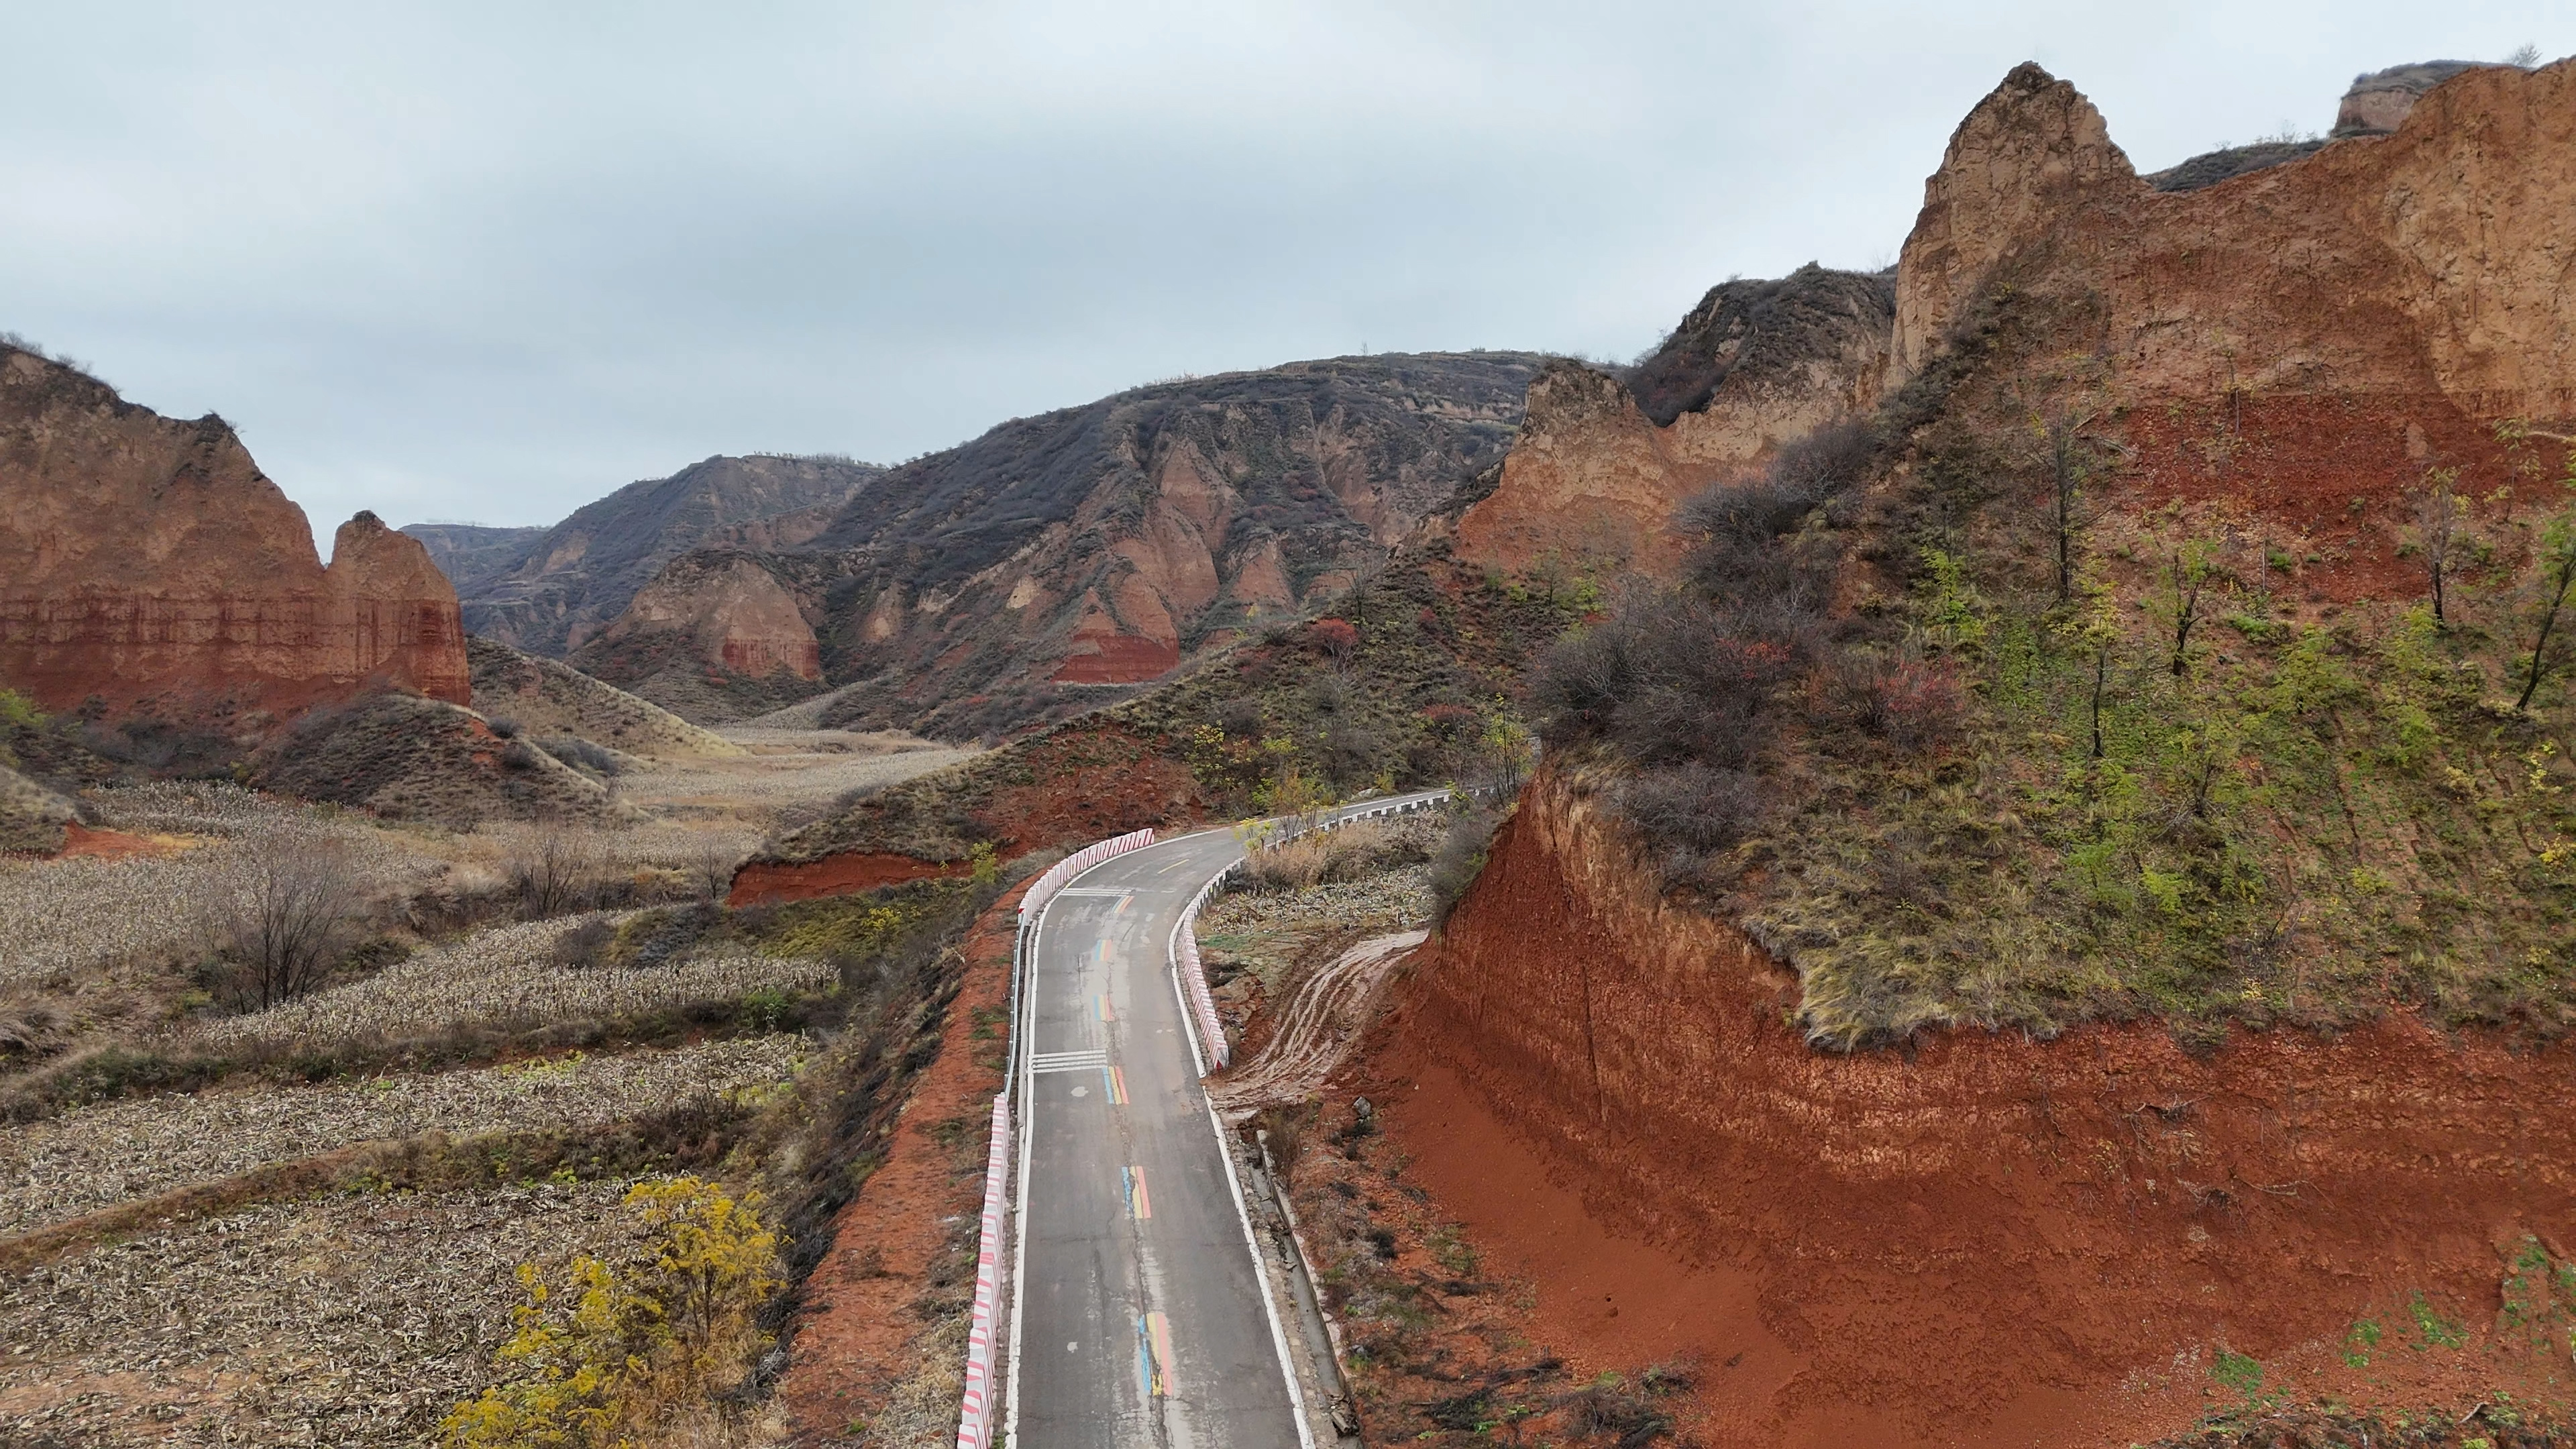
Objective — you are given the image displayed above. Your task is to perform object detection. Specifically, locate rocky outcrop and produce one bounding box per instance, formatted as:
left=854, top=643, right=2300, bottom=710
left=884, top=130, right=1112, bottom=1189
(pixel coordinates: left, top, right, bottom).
left=0, top=345, right=469, bottom=718
left=401, top=523, right=545, bottom=590
left=2334, top=59, right=2507, bottom=135
left=416, top=453, right=884, bottom=657
left=466, top=635, right=743, bottom=759
left=1385, top=768, right=2576, bottom=1442
left=567, top=552, right=835, bottom=723
left=1890, top=60, right=2576, bottom=417
left=1450, top=268, right=1893, bottom=575
left=250, top=691, right=612, bottom=824
left=1881, top=58, right=2576, bottom=610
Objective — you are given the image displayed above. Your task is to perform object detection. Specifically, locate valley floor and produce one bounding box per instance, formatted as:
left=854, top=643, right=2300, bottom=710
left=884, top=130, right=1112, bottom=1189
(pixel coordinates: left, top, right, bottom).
left=0, top=728, right=969, bottom=1448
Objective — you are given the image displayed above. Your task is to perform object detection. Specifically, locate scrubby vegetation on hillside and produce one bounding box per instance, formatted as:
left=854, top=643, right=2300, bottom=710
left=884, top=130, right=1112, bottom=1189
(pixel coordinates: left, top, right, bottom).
left=1540, top=288, right=2576, bottom=1048
left=762, top=549, right=1574, bottom=866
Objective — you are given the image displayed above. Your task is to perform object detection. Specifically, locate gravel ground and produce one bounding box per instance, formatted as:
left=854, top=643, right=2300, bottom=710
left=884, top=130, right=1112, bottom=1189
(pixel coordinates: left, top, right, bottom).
left=0, top=1183, right=645, bottom=1447
left=0, top=1035, right=804, bottom=1236
left=1196, top=867, right=1433, bottom=995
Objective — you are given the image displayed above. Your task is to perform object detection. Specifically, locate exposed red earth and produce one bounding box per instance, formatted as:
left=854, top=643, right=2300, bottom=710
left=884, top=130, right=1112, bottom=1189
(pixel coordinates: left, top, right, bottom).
left=1354, top=770, right=2576, bottom=1446
left=775, top=881, right=1021, bottom=1439
left=0, top=345, right=468, bottom=718
left=728, top=852, right=977, bottom=907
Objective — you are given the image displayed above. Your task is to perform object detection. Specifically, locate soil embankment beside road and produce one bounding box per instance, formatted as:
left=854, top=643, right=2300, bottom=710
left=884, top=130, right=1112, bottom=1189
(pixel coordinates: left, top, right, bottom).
left=1360, top=769, right=2576, bottom=1446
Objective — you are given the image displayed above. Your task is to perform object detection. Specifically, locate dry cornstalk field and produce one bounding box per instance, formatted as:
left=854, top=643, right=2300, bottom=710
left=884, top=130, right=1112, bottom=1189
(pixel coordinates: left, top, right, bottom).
left=0, top=1183, right=646, bottom=1447
left=186, top=915, right=832, bottom=1057
left=1, top=1034, right=802, bottom=1234
left=0, top=727, right=952, bottom=1448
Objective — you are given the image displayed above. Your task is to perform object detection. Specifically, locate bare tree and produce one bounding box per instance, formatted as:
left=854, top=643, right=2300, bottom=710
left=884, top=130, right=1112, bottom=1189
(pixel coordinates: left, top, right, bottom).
left=2013, top=382, right=2125, bottom=604
left=1341, top=546, right=1390, bottom=627
left=2160, top=542, right=2213, bottom=678
left=2516, top=508, right=2576, bottom=710
left=508, top=824, right=597, bottom=918
left=207, top=828, right=364, bottom=1010
left=2410, top=467, right=2463, bottom=623
left=690, top=835, right=745, bottom=903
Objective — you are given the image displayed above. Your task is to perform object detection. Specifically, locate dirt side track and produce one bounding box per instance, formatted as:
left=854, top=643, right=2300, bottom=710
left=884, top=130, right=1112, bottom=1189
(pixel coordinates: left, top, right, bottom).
left=1214, top=931, right=1423, bottom=1123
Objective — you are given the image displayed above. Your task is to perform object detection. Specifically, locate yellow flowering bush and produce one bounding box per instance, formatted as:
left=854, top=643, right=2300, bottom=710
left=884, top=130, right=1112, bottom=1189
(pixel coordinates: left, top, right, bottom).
left=440, top=1177, right=782, bottom=1448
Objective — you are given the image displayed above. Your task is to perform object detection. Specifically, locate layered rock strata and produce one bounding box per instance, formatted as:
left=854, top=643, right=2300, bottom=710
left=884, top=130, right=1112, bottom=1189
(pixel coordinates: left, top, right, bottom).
left=1388, top=769, right=2576, bottom=1442
left=0, top=346, right=468, bottom=716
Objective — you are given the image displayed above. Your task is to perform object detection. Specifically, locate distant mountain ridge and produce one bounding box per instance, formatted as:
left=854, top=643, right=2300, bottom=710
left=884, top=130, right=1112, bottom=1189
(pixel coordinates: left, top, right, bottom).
left=568, top=351, right=1548, bottom=732
left=404, top=523, right=547, bottom=593
left=405, top=452, right=885, bottom=658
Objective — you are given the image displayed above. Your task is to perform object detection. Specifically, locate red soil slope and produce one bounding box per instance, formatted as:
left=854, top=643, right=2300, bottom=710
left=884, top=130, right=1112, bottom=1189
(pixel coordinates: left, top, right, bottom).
left=776, top=881, right=1019, bottom=1438
left=728, top=852, right=976, bottom=908
left=1370, top=769, right=2576, bottom=1446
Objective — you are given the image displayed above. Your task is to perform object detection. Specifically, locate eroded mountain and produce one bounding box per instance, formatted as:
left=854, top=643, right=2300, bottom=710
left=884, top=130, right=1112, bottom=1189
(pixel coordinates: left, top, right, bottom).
left=579, top=352, right=1545, bottom=731
left=412, top=452, right=885, bottom=657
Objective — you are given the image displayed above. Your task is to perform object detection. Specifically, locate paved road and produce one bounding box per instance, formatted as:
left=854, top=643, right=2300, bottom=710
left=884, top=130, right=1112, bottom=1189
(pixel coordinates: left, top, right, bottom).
left=1006, top=796, right=1444, bottom=1449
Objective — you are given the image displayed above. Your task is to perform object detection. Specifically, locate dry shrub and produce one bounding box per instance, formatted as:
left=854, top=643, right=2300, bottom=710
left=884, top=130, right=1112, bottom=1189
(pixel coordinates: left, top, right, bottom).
left=1428, top=804, right=1504, bottom=926
left=510, top=825, right=602, bottom=917
left=1239, top=816, right=1433, bottom=892
left=1556, top=1379, right=1672, bottom=1446
left=200, top=826, right=368, bottom=1011
left=1815, top=651, right=1966, bottom=751
left=1619, top=764, right=1764, bottom=883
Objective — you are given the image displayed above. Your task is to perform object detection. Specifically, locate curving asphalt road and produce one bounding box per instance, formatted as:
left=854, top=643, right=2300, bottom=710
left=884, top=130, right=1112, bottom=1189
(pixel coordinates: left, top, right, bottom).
left=1004, top=794, right=1446, bottom=1448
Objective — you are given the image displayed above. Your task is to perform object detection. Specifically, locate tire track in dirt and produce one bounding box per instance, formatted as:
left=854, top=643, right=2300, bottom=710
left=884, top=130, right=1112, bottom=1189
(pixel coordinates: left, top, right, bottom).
left=1212, top=931, right=1424, bottom=1122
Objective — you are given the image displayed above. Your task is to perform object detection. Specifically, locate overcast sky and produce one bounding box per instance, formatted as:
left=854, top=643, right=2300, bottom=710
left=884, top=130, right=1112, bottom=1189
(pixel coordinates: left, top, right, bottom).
left=2, top=3, right=2561, bottom=533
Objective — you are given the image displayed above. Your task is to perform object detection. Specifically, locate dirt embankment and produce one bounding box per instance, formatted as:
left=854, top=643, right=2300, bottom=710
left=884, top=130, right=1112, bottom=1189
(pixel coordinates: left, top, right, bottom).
left=1362, top=768, right=2576, bottom=1446
left=774, top=880, right=1020, bottom=1442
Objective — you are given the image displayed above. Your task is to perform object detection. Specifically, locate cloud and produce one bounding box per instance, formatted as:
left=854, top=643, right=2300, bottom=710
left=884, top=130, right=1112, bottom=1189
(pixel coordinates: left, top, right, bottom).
left=0, top=0, right=2559, bottom=527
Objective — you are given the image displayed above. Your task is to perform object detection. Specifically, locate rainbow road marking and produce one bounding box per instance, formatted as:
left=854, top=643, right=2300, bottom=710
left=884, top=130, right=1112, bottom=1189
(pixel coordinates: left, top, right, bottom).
left=1102, top=1064, right=1129, bottom=1106
left=1139, top=1311, right=1172, bottom=1397
left=1122, top=1165, right=1152, bottom=1220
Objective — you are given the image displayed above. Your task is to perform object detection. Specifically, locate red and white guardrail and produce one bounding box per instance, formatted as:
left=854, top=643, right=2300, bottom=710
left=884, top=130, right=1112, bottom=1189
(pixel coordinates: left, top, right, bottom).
left=956, top=1092, right=1012, bottom=1449
left=1018, top=826, right=1157, bottom=924
left=1175, top=871, right=1232, bottom=1071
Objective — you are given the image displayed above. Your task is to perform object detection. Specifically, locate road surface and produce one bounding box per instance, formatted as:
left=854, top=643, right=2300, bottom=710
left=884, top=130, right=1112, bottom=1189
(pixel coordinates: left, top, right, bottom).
left=1006, top=795, right=1444, bottom=1448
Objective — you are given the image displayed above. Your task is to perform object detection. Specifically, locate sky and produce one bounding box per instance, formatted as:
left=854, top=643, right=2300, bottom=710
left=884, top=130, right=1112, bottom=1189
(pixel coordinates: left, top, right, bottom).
left=2, top=3, right=2563, bottom=534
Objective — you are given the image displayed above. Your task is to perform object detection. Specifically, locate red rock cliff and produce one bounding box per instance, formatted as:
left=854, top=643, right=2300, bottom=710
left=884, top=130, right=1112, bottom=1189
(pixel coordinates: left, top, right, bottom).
left=1389, top=769, right=2576, bottom=1444
left=0, top=345, right=469, bottom=715
left=1892, top=60, right=2575, bottom=419
left=1453, top=267, right=1893, bottom=575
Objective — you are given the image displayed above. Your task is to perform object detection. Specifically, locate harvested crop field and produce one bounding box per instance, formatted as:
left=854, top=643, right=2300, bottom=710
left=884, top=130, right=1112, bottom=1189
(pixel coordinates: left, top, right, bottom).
left=0, top=1183, right=643, bottom=1447
left=621, top=739, right=974, bottom=820
left=189, top=915, right=830, bottom=1056
left=1, top=1035, right=802, bottom=1234
left=1196, top=869, right=1432, bottom=997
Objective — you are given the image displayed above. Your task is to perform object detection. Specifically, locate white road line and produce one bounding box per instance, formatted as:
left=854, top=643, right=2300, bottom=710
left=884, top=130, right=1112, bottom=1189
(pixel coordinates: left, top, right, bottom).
left=1030, top=1049, right=1110, bottom=1073
left=1166, top=907, right=1318, bottom=1449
